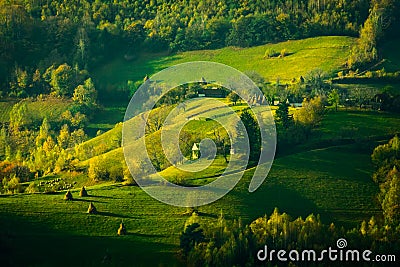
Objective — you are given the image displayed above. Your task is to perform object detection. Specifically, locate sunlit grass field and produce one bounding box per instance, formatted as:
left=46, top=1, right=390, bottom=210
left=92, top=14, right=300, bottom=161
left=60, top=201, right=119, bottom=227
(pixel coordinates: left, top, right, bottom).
left=2, top=107, right=397, bottom=266
left=0, top=141, right=380, bottom=266
left=0, top=97, right=74, bottom=124
left=93, top=36, right=355, bottom=92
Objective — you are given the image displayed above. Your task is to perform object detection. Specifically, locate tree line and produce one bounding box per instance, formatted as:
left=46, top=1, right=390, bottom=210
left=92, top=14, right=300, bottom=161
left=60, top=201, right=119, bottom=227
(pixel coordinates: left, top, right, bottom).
left=347, top=0, right=400, bottom=70
left=180, top=206, right=400, bottom=266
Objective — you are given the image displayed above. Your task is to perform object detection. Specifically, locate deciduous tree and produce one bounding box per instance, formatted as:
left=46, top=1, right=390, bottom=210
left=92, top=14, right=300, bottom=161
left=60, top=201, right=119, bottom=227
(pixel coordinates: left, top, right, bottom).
left=328, top=89, right=340, bottom=111
left=294, top=96, right=324, bottom=128
left=72, top=78, right=97, bottom=108
left=49, top=63, right=74, bottom=96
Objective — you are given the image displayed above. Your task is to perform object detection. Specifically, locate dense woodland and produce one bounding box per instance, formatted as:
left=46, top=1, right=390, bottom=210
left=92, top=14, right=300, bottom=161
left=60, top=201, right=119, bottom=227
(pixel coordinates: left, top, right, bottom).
left=1, top=0, right=399, bottom=99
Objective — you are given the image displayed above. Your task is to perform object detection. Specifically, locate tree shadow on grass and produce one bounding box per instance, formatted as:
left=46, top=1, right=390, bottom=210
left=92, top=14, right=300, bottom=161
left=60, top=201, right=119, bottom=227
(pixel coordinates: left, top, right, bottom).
left=85, top=194, right=114, bottom=199
left=0, top=213, right=181, bottom=267
left=96, top=211, right=134, bottom=219
left=70, top=198, right=105, bottom=203
left=178, top=210, right=218, bottom=218
left=127, top=232, right=166, bottom=238
left=231, top=182, right=335, bottom=225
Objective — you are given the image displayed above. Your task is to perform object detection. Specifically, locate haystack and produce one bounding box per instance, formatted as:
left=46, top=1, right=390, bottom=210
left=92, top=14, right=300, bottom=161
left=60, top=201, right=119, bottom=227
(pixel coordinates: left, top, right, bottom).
left=117, top=222, right=126, bottom=236
left=63, top=190, right=73, bottom=201
left=87, top=202, right=97, bottom=214
left=79, top=186, right=88, bottom=197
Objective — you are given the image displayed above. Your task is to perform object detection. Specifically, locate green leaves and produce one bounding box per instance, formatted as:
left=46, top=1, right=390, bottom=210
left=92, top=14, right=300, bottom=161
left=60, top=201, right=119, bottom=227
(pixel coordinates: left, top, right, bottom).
left=72, top=78, right=97, bottom=108
left=239, top=109, right=261, bottom=162
left=371, top=135, right=400, bottom=225
left=49, top=64, right=74, bottom=97
left=328, top=89, right=340, bottom=111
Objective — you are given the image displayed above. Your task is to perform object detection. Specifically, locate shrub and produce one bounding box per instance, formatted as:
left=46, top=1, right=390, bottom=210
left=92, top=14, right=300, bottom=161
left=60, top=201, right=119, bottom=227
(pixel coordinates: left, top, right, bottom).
left=294, top=96, right=325, bottom=128
left=365, top=71, right=374, bottom=78
left=88, top=157, right=109, bottom=181
left=180, top=223, right=204, bottom=256
left=171, top=175, right=187, bottom=186
left=7, top=177, right=22, bottom=194
left=109, top=165, right=124, bottom=182
left=25, top=182, right=39, bottom=194
left=0, top=162, right=31, bottom=182
left=122, top=166, right=136, bottom=185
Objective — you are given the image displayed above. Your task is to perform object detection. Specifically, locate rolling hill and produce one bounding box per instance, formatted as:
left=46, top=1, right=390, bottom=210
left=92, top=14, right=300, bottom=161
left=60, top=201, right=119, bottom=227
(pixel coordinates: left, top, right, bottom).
left=93, top=36, right=355, bottom=101
left=1, top=35, right=400, bottom=266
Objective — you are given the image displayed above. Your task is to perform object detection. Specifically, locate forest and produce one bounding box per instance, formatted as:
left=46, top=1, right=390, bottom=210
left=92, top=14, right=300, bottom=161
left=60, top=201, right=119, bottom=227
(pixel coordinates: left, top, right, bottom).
left=2, top=0, right=399, bottom=99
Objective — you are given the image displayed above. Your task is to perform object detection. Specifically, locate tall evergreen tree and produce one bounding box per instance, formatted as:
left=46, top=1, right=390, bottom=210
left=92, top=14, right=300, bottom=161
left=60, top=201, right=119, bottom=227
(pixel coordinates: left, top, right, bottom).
left=276, top=102, right=293, bottom=128
left=239, top=110, right=261, bottom=162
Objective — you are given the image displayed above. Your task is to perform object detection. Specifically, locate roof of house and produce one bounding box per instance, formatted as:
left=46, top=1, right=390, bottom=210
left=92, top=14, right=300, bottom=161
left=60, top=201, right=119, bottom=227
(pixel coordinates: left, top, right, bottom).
left=192, top=143, right=199, bottom=150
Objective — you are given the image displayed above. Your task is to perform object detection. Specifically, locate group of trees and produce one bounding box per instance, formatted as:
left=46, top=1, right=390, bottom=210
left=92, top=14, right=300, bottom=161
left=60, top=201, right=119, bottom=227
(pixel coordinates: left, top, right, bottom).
left=373, top=86, right=400, bottom=113
left=5, top=61, right=97, bottom=106
left=0, top=0, right=382, bottom=96
left=371, top=135, right=400, bottom=225
left=347, top=0, right=400, bottom=69
left=1, top=0, right=399, bottom=101
left=0, top=51, right=100, bottom=192
left=177, top=130, right=400, bottom=267
left=0, top=108, right=91, bottom=194
left=1, top=0, right=399, bottom=103
left=88, top=156, right=125, bottom=182
left=257, top=68, right=330, bottom=105
left=180, top=207, right=400, bottom=266
left=0, top=161, right=30, bottom=194
left=275, top=96, right=325, bottom=145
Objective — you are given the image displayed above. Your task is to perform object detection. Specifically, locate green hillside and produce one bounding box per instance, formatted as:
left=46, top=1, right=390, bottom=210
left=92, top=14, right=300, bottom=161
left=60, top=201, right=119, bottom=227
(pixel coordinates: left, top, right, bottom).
left=94, top=36, right=355, bottom=92
left=0, top=36, right=355, bottom=130
left=0, top=140, right=381, bottom=266
left=0, top=97, right=74, bottom=125
left=0, top=100, right=16, bottom=122
left=1, top=35, right=399, bottom=266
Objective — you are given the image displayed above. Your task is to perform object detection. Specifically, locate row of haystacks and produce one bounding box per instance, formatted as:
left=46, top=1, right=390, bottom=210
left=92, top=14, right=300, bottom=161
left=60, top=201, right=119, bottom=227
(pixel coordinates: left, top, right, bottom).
left=63, top=186, right=88, bottom=200
left=63, top=186, right=127, bottom=235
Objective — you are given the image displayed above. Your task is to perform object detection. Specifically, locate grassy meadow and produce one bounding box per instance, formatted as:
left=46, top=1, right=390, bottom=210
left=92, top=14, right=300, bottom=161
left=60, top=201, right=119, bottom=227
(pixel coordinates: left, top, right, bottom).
left=94, top=36, right=355, bottom=97
left=0, top=139, right=381, bottom=266
left=1, top=106, right=398, bottom=265
left=0, top=97, right=74, bottom=125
